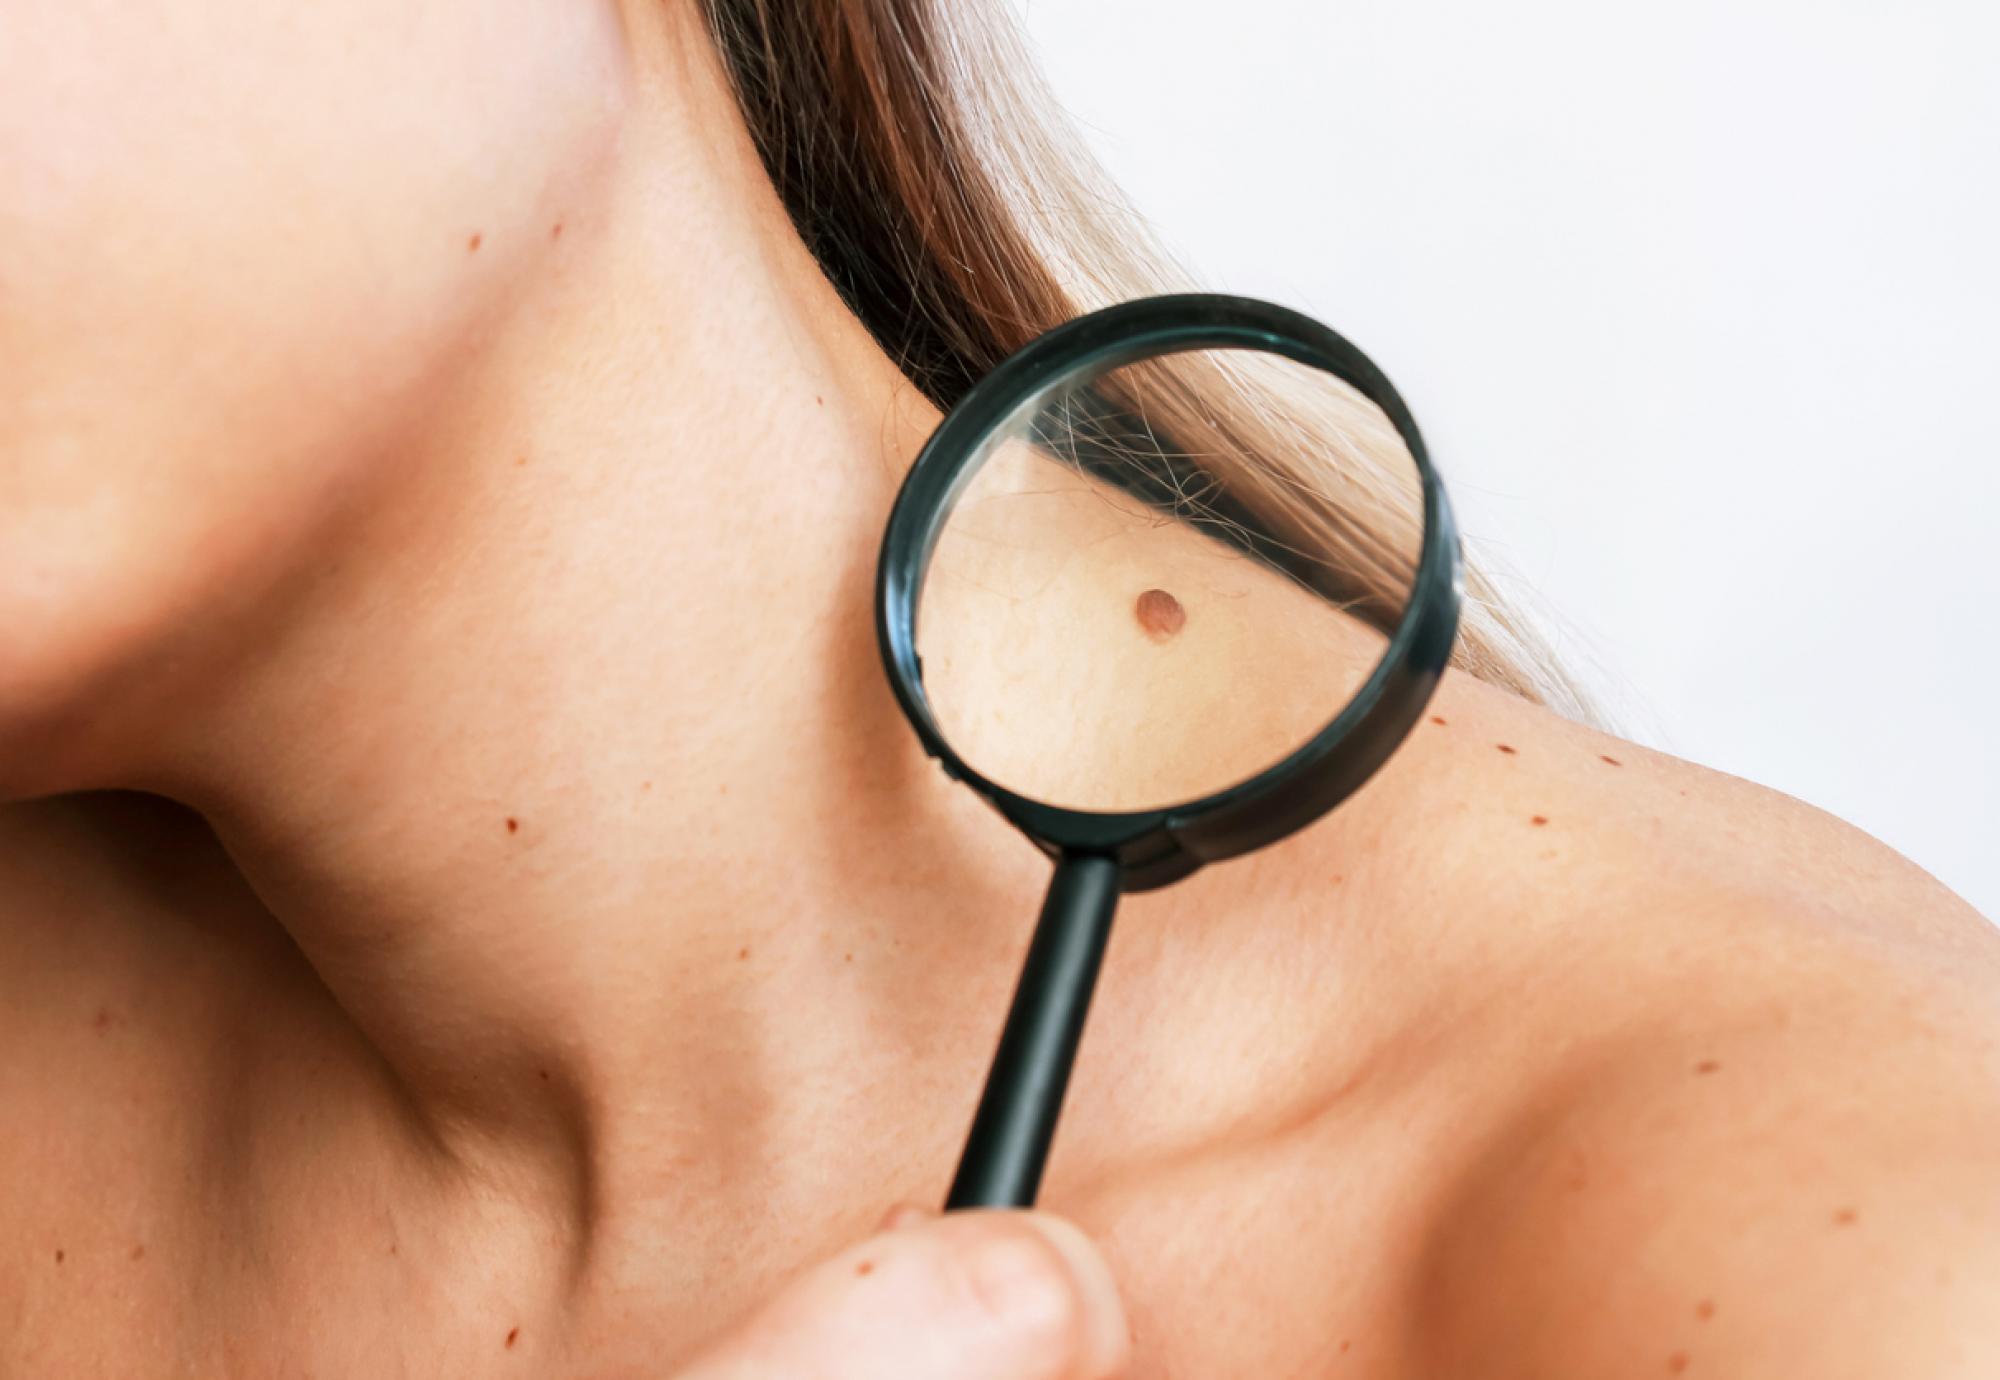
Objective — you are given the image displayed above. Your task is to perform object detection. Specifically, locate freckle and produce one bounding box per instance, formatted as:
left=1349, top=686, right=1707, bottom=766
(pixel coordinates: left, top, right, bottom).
left=1530, top=815, right=1549, bottom=826
left=855, top=1259, right=874, bottom=1277
left=738, top=946, right=750, bottom=960
left=1330, top=873, right=1343, bottom=884
left=468, top=232, right=483, bottom=253
left=815, top=394, right=824, bottom=405
left=130, top=1244, right=145, bottom=1262
left=1429, top=715, right=1447, bottom=725
left=514, top=455, right=526, bottom=467
left=1695, top=1298, right=1715, bottom=1321
left=1340, top=1339, right=1351, bottom=1353
left=536, top=1067, right=550, bottom=1082
left=1601, top=754, right=1623, bottom=766
left=1694, top=1059, right=1721, bottom=1074
left=642, top=780, right=653, bottom=791
left=389, top=1242, right=398, bottom=1256
left=55, top=1249, right=65, bottom=1264
left=505, top=817, right=519, bottom=834
left=1135, top=587, right=1186, bottom=640
left=844, top=952, right=853, bottom=963
left=1667, top=1353, right=1688, bottom=1373
left=1496, top=743, right=1517, bottom=755
left=93, top=1006, right=113, bottom=1031
left=1833, top=1207, right=1858, bottom=1226
left=551, top=220, right=564, bottom=239
left=505, top=1327, right=519, bottom=1348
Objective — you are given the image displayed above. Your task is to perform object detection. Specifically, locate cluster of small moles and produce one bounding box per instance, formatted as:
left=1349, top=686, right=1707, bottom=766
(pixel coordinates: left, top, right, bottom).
left=1425, top=712, right=1635, bottom=830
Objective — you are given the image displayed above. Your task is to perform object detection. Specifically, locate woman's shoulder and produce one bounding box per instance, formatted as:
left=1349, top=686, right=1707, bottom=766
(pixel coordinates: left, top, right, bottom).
left=1359, top=676, right=2000, bottom=1375
left=1051, top=668, right=1997, bottom=1375
left=1441, top=668, right=1977, bottom=914
left=1410, top=990, right=2000, bottom=1376
left=1378, top=668, right=1995, bottom=1001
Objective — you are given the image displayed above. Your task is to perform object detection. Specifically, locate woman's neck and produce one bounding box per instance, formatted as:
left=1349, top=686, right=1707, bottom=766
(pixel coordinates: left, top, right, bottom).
left=86, top=27, right=978, bottom=1162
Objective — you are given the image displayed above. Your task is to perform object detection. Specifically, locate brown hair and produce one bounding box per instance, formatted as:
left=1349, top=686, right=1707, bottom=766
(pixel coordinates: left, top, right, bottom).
left=696, top=0, right=1602, bottom=721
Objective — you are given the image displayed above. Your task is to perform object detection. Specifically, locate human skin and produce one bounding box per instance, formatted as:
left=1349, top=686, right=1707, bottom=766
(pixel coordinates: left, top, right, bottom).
left=638, top=1206, right=1132, bottom=1380
left=4, top=0, right=2000, bottom=1376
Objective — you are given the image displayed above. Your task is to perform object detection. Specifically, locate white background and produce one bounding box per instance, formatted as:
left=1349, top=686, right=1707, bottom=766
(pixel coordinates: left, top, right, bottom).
left=1011, top=0, right=1998, bottom=919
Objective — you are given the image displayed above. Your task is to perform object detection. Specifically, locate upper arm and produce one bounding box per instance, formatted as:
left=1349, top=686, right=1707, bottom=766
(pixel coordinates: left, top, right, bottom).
left=1409, top=1005, right=2000, bottom=1379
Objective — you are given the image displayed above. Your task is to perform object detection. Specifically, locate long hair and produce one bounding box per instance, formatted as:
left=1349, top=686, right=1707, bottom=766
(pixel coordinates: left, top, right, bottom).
left=695, top=0, right=1603, bottom=722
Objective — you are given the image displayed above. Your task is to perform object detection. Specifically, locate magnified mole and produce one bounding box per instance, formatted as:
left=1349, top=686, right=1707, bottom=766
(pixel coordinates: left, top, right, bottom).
left=1135, top=588, right=1186, bottom=641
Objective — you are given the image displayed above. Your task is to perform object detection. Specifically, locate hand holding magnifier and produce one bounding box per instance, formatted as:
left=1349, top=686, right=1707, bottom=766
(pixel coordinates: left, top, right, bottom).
left=873, top=293, right=1463, bottom=1209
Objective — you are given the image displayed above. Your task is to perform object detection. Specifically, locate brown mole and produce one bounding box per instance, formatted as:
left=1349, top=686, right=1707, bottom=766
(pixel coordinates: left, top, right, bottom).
left=1135, top=588, right=1186, bottom=641
left=468, top=232, right=482, bottom=253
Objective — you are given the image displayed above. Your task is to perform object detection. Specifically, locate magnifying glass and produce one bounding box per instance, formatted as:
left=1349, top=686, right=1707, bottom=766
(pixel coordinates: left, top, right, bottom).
left=874, top=293, right=1462, bottom=1209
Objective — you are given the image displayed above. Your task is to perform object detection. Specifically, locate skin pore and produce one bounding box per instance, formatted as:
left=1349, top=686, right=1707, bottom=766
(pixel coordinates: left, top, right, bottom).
left=5, top=0, right=2000, bottom=1375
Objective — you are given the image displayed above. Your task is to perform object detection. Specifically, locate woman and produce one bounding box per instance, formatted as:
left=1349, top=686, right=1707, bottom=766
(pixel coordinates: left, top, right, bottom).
left=4, top=0, right=1995, bottom=1375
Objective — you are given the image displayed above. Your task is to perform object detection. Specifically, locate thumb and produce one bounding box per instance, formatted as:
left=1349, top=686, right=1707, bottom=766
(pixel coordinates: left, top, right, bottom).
left=678, top=1207, right=1130, bottom=1380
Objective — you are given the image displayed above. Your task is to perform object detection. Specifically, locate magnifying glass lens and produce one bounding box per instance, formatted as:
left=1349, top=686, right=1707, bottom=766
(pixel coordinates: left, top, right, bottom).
left=914, top=347, right=1425, bottom=813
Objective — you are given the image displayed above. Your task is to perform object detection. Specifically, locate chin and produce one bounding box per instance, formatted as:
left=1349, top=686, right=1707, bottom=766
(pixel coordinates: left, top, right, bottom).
left=0, top=577, right=151, bottom=803
left=0, top=507, right=248, bottom=805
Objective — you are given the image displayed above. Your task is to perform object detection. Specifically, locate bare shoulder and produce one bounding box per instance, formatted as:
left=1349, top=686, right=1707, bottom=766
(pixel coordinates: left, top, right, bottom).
left=1410, top=976, right=2000, bottom=1377
left=1389, top=676, right=2000, bottom=1376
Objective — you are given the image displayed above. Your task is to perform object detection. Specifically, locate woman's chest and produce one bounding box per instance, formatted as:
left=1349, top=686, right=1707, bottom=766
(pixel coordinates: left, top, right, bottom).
left=0, top=795, right=1492, bottom=1378
left=4, top=1028, right=1466, bottom=1380
left=1047, top=1112, right=1453, bottom=1379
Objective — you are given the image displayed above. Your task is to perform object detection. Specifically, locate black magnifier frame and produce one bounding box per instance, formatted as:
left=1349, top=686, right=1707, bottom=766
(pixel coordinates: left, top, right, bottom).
left=874, top=292, right=1463, bottom=1209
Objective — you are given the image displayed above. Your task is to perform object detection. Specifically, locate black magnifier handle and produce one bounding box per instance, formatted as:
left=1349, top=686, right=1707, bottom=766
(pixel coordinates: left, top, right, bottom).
left=945, top=851, right=1123, bottom=1209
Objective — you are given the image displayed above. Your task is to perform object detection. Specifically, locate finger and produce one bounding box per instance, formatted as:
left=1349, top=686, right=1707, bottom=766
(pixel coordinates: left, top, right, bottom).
left=877, top=1201, right=933, bottom=1233
left=681, top=1208, right=1129, bottom=1380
